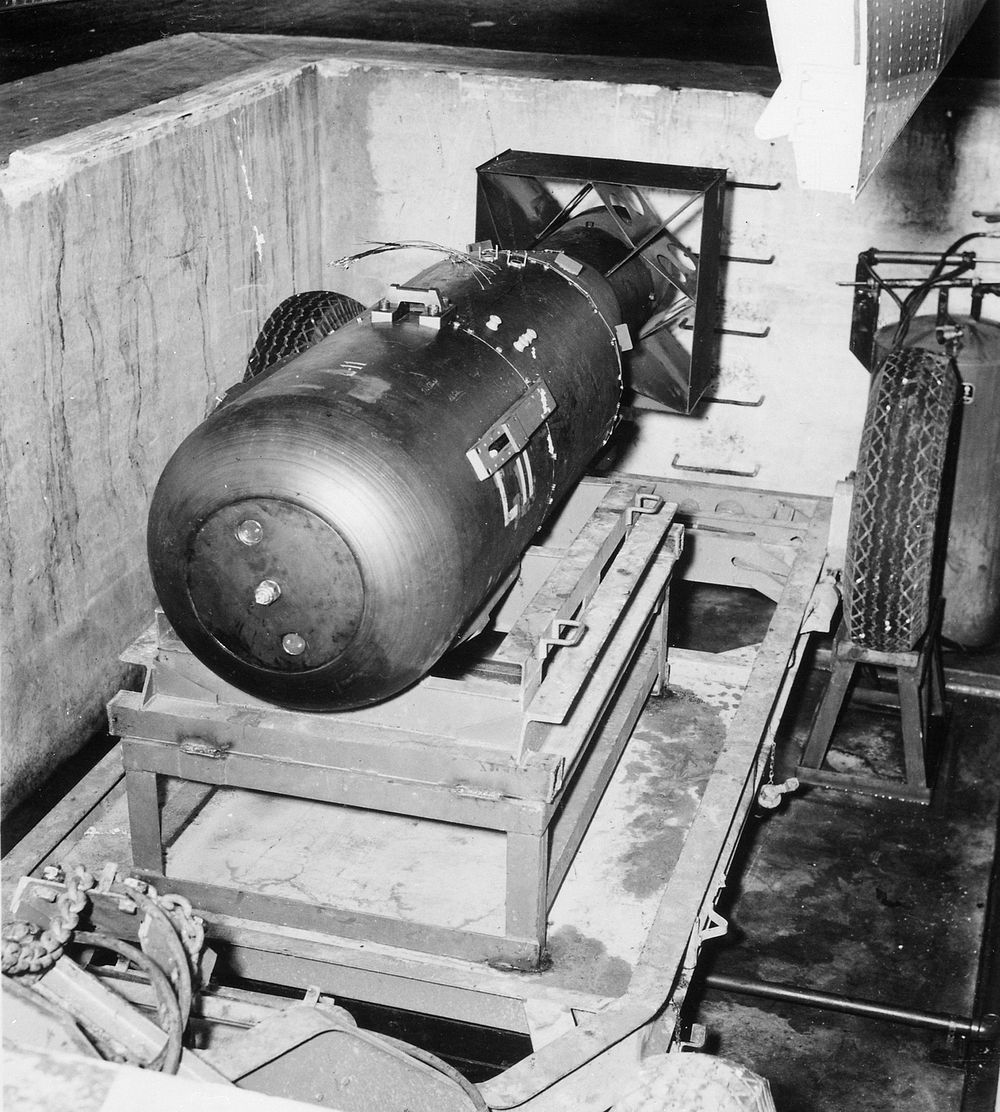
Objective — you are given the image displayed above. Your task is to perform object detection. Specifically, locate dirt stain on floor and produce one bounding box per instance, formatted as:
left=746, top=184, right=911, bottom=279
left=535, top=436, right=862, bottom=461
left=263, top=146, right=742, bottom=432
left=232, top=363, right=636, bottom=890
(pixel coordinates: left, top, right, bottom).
left=545, top=924, right=633, bottom=997
left=618, top=689, right=726, bottom=899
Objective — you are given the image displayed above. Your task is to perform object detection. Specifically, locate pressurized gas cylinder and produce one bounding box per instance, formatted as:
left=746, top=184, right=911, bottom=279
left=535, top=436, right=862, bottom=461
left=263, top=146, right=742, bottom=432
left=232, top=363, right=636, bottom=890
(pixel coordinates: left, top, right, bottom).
left=148, top=215, right=661, bottom=710
left=876, top=317, right=1000, bottom=649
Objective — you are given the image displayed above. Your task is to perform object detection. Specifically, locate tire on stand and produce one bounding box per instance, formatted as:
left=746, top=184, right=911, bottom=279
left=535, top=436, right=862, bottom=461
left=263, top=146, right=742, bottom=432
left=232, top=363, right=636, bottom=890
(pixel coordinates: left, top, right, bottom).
left=245, top=290, right=366, bottom=381
left=842, top=346, right=959, bottom=653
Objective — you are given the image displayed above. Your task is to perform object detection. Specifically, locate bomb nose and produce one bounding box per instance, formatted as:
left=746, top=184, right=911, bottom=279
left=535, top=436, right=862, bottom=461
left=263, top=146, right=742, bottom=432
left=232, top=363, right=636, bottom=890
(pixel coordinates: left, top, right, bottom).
left=185, top=497, right=365, bottom=673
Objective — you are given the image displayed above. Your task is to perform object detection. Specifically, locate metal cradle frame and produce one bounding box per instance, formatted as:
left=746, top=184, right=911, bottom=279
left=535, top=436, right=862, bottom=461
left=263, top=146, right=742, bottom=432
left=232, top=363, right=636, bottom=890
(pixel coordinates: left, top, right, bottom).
left=6, top=477, right=832, bottom=1112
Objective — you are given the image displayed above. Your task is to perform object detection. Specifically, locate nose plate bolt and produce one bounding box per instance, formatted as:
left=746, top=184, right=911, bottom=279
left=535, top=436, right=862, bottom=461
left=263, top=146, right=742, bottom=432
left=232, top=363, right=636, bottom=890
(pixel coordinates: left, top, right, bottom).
left=254, top=579, right=282, bottom=606
left=237, top=519, right=264, bottom=546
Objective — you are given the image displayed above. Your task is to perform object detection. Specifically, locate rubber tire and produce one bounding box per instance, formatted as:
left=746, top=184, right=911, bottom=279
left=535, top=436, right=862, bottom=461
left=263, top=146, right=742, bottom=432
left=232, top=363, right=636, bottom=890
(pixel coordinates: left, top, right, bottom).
left=842, top=346, right=959, bottom=652
left=614, top=1053, right=776, bottom=1111
left=245, top=290, right=366, bottom=381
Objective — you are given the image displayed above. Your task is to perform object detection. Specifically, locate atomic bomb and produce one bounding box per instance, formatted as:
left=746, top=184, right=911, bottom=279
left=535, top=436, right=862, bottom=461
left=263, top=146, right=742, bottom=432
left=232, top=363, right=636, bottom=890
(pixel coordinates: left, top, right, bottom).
left=147, top=153, right=724, bottom=711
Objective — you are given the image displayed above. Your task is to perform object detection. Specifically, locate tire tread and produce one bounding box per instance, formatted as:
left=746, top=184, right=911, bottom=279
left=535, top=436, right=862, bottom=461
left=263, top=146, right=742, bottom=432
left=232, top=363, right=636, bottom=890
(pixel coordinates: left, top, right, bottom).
left=245, top=290, right=365, bottom=380
left=843, top=347, right=958, bottom=652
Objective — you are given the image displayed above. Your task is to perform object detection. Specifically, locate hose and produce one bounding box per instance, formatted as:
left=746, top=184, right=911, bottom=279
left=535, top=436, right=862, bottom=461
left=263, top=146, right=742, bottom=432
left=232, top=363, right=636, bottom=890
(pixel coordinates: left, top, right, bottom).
left=892, top=232, right=990, bottom=349
left=74, top=930, right=185, bottom=1075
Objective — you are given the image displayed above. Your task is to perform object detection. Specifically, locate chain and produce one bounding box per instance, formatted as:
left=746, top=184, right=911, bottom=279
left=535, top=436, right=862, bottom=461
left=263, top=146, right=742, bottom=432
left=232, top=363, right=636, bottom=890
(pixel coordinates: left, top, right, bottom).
left=118, top=877, right=205, bottom=992
left=1, top=865, right=96, bottom=976
left=120, top=878, right=205, bottom=972
left=156, top=893, right=205, bottom=967
left=757, top=740, right=799, bottom=810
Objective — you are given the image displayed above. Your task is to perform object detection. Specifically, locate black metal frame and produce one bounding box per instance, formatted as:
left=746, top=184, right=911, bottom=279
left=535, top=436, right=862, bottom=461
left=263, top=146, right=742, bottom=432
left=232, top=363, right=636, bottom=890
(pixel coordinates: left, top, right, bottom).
left=475, top=150, right=727, bottom=413
left=849, top=245, right=1000, bottom=371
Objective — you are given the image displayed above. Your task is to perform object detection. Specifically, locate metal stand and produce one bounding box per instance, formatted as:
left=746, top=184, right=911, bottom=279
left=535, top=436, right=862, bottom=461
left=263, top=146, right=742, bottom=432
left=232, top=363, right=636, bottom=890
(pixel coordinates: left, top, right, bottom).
left=111, top=479, right=681, bottom=969
left=796, top=605, right=946, bottom=804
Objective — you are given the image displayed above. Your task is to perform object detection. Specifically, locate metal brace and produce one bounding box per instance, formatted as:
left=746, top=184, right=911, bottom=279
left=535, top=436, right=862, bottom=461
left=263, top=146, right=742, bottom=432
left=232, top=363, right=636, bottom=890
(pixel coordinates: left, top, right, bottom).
left=537, top=618, right=586, bottom=660
left=179, top=738, right=230, bottom=760
left=698, top=907, right=729, bottom=944
left=467, top=239, right=499, bottom=261
left=627, top=492, right=664, bottom=525
left=372, top=285, right=456, bottom=330
left=466, top=380, right=556, bottom=480
left=675, top=1022, right=709, bottom=1050
left=553, top=252, right=583, bottom=276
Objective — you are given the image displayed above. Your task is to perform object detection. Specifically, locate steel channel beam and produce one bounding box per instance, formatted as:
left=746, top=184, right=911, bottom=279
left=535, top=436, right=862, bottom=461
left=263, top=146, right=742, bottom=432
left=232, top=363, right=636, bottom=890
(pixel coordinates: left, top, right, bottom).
left=1, top=748, right=125, bottom=911
left=478, top=498, right=831, bottom=1110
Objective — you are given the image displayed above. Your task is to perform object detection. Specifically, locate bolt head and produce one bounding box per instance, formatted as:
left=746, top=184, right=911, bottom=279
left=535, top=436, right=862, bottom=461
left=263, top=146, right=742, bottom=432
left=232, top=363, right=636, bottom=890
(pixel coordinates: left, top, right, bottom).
left=254, top=579, right=282, bottom=606
left=236, top=519, right=264, bottom=546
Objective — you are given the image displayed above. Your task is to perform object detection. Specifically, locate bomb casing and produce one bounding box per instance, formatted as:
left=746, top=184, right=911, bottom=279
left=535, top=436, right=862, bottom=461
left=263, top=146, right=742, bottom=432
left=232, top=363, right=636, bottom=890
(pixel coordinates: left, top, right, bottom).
left=148, top=219, right=664, bottom=710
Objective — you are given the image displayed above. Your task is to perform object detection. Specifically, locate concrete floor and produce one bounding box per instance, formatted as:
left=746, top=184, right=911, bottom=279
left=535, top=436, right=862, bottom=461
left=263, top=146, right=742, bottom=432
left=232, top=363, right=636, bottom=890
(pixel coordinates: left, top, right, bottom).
left=668, top=585, right=1000, bottom=1111
left=696, top=670, right=999, bottom=1109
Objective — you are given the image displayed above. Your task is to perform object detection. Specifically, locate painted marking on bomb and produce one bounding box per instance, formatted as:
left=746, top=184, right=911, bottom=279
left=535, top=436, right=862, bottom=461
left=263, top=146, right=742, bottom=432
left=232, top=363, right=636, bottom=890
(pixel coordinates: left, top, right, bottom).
left=493, top=452, right=535, bottom=525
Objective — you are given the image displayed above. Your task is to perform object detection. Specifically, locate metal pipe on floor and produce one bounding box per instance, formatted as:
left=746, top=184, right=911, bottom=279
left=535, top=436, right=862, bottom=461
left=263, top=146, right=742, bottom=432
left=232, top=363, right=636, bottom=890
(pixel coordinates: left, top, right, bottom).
left=705, top=973, right=1000, bottom=1041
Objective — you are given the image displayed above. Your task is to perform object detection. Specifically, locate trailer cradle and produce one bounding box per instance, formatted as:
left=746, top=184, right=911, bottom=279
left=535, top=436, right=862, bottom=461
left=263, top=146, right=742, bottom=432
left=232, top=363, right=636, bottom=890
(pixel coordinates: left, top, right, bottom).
left=4, top=477, right=832, bottom=1112
left=481, top=482, right=829, bottom=1111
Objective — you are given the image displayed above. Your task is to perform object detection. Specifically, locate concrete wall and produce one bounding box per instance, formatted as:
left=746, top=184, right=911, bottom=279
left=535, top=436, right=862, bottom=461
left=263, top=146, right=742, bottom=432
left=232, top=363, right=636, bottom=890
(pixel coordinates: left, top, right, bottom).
left=1, top=42, right=997, bottom=809
left=1, top=62, right=324, bottom=809
left=313, top=60, right=999, bottom=493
